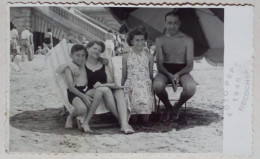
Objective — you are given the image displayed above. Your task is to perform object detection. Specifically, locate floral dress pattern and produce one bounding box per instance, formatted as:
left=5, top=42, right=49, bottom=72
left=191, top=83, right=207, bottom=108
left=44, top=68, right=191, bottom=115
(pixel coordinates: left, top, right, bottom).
left=124, top=51, right=155, bottom=114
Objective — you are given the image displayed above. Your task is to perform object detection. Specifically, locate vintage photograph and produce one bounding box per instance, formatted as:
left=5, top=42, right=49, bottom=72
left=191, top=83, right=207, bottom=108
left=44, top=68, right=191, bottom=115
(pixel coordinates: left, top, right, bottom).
left=8, top=6, right=224, bottom=153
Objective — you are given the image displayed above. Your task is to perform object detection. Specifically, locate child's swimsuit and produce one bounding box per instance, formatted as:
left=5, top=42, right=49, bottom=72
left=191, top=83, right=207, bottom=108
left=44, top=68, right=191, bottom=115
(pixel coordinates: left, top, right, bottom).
left=86, top=64, right=107, bottom=89
left=67, top=85, right=88, bottom=104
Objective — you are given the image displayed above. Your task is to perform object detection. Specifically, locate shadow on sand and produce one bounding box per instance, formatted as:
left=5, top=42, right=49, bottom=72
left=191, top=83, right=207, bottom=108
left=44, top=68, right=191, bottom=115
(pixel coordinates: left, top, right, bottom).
left=10, top=106, right=222, bottom=136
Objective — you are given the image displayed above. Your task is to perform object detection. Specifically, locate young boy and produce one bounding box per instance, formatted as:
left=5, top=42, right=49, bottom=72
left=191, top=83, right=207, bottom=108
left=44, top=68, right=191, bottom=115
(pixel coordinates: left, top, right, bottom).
left=56, top=44, right=109, bottom=133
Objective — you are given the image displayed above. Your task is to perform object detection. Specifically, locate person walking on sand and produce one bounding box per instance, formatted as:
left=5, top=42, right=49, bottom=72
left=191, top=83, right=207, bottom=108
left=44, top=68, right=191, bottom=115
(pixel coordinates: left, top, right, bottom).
left=43, top=28, right=53, bottom=55
left=105, top=30, right=115, bottom=58
left=28, top=28, right=34, bottom=61
left=20, top=28, right=31, bottom=62
left=121, top=26, right=155, bottom=125
left=152, top=11, right=196, bottom=121
left=10, top=26, right=20, bottom=66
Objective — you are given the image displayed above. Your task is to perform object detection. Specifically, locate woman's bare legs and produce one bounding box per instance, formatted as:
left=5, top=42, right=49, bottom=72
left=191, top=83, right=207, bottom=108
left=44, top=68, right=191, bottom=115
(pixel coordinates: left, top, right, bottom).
left=113, top=89, right=134, bottom=133
left=82, top=87, right=119, bottom=132
left=82, top=90, right=103, bottom=133
left=96, top=87, right=119, bottom=119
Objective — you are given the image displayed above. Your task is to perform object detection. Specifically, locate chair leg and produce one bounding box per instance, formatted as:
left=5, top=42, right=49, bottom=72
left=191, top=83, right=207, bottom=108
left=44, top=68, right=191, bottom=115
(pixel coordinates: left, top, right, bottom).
left=154, top=93, right=157, bottom=113
left=184, top=102, right=187, bottom=122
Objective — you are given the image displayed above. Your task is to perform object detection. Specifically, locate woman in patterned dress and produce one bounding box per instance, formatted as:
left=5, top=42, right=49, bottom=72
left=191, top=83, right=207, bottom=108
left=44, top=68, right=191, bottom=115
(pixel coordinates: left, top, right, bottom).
left=121, top=27, right=155, bottom=124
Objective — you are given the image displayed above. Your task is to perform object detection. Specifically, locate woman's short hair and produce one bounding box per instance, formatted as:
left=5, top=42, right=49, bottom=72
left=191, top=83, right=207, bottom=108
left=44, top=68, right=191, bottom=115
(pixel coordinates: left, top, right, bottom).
left=71, top=44, right=87, bottom=55
left=126, top=26, right=148, bottom=46
left=86, top=40, right=106, bottom=54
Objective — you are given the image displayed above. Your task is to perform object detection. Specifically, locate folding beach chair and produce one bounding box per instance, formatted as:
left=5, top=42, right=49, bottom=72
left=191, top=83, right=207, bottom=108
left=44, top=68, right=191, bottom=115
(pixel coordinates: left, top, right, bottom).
left=154, top=84, right=188, bottom=122
left=153, top=65, right=198, bottom=123
left=46, top=39, right=109, bottom=129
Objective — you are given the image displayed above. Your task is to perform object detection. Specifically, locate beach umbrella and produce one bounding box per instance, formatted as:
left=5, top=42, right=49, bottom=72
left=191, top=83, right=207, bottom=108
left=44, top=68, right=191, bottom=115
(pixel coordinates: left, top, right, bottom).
left=109, top=8, right=224, bottom=66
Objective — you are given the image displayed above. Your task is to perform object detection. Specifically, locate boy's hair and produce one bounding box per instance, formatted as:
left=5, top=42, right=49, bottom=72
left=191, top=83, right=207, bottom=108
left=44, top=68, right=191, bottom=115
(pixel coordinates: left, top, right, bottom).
left=47, top=28, right=51, bottom=32
left=86, top=40, right=106, bottom=55
left=71, top=44, right=87, bottom=55
left=164, top=11, right=180, bottom=22
left=126, top=26, right=148, bottom=47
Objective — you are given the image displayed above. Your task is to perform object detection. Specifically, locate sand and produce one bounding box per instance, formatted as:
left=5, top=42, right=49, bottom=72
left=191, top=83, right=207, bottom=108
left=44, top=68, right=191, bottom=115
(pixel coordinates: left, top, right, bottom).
left=9, top=55, right=223, bottom=153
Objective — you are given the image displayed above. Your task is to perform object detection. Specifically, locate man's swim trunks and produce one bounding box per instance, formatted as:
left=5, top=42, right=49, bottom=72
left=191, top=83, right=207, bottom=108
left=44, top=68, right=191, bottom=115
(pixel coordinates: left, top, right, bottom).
left=163, top=63, right=186, bottom=75
left=67, top=85, right=89, bottom=104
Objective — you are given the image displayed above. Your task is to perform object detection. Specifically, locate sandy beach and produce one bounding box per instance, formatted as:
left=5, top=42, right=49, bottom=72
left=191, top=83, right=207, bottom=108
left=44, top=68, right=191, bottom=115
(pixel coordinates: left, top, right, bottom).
left=9, top=55, right=223, bottom=153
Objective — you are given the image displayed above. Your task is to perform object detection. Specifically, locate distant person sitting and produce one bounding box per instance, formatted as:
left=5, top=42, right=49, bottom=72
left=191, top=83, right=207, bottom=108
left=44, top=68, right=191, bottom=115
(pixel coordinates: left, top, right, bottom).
left=67, top=34, right=81, bottom=44
left=153, top=11, right=196, bottom=121
left=35, top=46, right=43, bottom=55
left=78, top=34, right=88, bottom=46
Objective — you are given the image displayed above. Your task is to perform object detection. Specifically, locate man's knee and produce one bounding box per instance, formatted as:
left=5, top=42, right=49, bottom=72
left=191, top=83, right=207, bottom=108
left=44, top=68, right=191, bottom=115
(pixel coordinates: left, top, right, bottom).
left=153, top=81, right=166, bottom=94
left=183, top=83, right=196, bottom=98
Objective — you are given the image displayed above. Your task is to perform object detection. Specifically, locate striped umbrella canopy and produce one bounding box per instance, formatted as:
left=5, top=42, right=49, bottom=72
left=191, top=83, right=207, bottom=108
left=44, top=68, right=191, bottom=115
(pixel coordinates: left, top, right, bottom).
left=109, top=7, right=224, bottom=66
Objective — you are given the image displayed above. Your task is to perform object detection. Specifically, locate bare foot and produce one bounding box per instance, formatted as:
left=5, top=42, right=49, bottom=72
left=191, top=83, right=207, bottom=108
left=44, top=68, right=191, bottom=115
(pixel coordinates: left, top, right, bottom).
left=65, top=116, right=73, bottom=129
left=170, top=102, right=181, bottom=121
left=81, top=124, right=95, bottom=134
left=121, top=124, right=134, bottom=134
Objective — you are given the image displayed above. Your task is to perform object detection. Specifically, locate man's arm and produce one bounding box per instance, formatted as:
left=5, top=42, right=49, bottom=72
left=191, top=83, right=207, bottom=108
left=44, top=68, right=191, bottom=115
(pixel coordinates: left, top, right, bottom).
left=156, top=37, right=174, bottom=79
left=176, top=37, right=194, bottom=77
left=148, top=53, right=154, bottom=80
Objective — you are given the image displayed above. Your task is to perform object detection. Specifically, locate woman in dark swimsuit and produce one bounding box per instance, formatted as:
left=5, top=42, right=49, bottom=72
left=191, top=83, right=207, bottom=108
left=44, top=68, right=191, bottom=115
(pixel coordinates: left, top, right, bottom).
left=80, top=41, right=134, bottom=134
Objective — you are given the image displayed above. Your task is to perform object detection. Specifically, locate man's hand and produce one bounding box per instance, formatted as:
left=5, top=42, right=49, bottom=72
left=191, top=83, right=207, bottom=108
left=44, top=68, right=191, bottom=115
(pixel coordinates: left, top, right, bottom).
left=169, top=74, right=177, bottom=92
left=173, top=74, right=180, bottom=85
left=68, top=63, right=80, bottom=77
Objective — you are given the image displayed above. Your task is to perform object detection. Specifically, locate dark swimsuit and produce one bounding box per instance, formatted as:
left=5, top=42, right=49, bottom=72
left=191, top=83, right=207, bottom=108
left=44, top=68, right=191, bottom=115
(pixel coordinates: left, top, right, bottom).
left=67, top=65, right=89, bottom=104
left=86, top=64, right=107, bottom=89
left=67, top=64, right=107, bottom=104
left=43, top=38, right=51, bottom=44
left=163, top=63, right=186, bottom=75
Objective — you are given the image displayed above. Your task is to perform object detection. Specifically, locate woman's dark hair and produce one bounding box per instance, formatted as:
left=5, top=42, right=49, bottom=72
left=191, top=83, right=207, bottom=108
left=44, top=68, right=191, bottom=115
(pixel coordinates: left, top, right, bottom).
left=71, top=44, right=87, bottom=56
left=86, top=40, right=106, bottom=56
left=126, top=26, right=148, bottom=46
left=47, top=28, right=51, bottom=32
